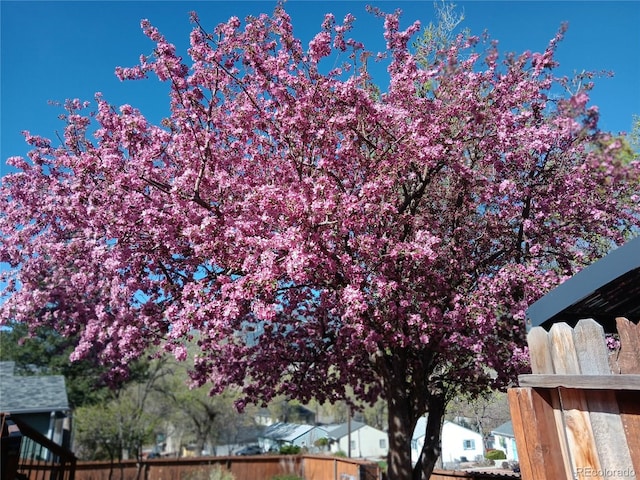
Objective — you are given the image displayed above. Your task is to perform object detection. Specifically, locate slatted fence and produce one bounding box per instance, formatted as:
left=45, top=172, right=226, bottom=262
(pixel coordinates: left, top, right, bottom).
left=72, top=454, right=379, bottom=480
left=508, top=317, right=640, bottom=480
left=70, top=457, right=519, bottom=480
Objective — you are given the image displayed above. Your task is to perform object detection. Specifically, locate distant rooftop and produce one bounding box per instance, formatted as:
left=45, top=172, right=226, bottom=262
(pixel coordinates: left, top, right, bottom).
left=326, top=420, right=366, bottom=440
left=0, top=361, right=70, bottom=414
left=491, top=421, right=514, bottom=438
left=262, top=422, right=316, bottom=442
left=526, top=236, right=640, bottom=332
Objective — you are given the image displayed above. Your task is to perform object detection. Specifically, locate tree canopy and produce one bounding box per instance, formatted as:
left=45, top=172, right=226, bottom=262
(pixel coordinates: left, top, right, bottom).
left=1, top=5, right=638, bottom=480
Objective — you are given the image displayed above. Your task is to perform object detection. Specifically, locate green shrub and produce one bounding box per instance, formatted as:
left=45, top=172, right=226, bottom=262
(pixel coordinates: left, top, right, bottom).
left=485, top=449, right=507, bottom=461
left=279, top=444, right=301, bottom=455
left=314, top=437, right=329, bottom=448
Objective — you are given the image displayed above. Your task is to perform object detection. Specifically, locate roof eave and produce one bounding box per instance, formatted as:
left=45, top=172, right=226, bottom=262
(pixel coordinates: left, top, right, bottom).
left=3, top=407, right=71, bottom=415
left=526, top=236, right=640, bottom=331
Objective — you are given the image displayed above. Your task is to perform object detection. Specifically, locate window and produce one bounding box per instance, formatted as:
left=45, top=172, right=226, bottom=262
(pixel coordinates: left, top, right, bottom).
left=379, top=439, right=387, bottom=449
left=350, top=440, right=356, bottom=450
left=463, top=439, right=475, bottom=450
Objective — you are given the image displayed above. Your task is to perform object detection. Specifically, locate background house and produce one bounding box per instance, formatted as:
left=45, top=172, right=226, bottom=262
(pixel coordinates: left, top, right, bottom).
left=0, top=361, right=72, bottom=448
left=326, top=420, right=388, bottom=459
left=412, top=417, right=484, bottom=468
left=490, top=421, right=518, bottom=461
left=260, top=422, right=329, bottom=452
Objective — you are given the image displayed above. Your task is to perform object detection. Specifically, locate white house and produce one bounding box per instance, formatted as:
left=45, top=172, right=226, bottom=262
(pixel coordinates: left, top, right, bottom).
left=326, top=420, right=388, bottom=459
left=412, top=417, right=484, bottom=467
left=490, top=421, right=518, bottom=461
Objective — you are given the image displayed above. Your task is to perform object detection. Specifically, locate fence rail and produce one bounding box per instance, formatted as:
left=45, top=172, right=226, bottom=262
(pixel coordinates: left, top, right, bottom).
left=508, top=317, right=640, bottom=480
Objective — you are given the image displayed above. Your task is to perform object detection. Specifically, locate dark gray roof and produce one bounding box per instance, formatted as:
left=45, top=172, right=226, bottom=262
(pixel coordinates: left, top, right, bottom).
left=326, top=420, right=366, bottom=439
left=261, top=422, right=314, bottom=441
left=490, top=421, right=514, bottom=438
left=0, top=362, right=69, bottom=414
left=526, top=236, right=640, bottom=332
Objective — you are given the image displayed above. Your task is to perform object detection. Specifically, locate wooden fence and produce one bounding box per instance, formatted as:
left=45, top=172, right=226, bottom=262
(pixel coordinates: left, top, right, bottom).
left=73, top=454, right=378, bottom=480
left=508, top=317, right=640, bottom=480
left=70, top=456, right=519, bottom=480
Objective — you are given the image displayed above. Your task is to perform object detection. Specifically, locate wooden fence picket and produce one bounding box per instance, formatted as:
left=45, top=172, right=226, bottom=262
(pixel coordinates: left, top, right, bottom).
left=548, top=323, right=602, bottom=480
left=617, top=317, right=640, bottom=374
left=616, top=318, right=640, bottom=477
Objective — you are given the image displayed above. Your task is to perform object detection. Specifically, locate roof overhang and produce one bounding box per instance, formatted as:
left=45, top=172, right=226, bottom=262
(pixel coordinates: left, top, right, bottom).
left=4, top=408, right=71, bottom=415
left=526, top=236, right=640, bottom=332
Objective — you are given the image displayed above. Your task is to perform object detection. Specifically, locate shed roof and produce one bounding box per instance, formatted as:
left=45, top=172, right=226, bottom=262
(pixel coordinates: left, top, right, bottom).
left=0, top=362, right=70, bottom=414
left=526, top=236, right=640, bottom=332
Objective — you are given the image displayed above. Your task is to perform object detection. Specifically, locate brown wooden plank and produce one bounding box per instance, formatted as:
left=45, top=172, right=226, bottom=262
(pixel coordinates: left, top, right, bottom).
left=558, top=387, right=602, bottom=480
left=549, top=388, right=574, bottom=480
left=518, top=374, right=640, bottom=390
left=617, top=317, right=640, bottom=374
left=508, top=387, right=570, bottom=480
left=508, top=388, right=537, bottom=480
left=532, top=388, right=574, bottom=480
left=549, top=323, right=602, bottom=480
left=617, top=390, right=640, bottom=479
left=574, top=319, right=635, bottom=478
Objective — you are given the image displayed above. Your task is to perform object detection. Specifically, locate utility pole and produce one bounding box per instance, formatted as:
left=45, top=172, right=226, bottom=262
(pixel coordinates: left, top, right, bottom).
left=347, top=404, right=351, bottom=458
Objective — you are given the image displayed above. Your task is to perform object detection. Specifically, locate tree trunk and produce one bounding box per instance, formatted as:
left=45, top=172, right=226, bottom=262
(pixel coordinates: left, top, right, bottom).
left=412, top=394, right=447, bottom=480
left=386, top=395, right=418, bottom=480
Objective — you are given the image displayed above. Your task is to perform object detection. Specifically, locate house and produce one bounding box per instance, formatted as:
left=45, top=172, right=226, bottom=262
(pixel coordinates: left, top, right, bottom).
left=490, top=421, right=518, bottom=461
left=0, top=361, right=72, bottom=448
left=412, top=417, right=484, bottom=467
left=260, top=422, right=329, bottom=452
left=326, top=420, right=388, bottom=459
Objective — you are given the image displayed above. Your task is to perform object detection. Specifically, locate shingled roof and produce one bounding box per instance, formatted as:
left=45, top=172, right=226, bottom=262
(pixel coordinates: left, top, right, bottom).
left=0, top=361, right=70, bottom=414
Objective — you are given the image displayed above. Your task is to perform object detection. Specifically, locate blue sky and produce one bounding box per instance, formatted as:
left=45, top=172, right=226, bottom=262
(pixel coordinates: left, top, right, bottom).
left=1, top=1, right=639, bottom=174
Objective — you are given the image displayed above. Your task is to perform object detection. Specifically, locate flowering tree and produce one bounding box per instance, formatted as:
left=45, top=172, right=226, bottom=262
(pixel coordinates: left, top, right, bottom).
left=1, top=6, right=638, bottom=480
